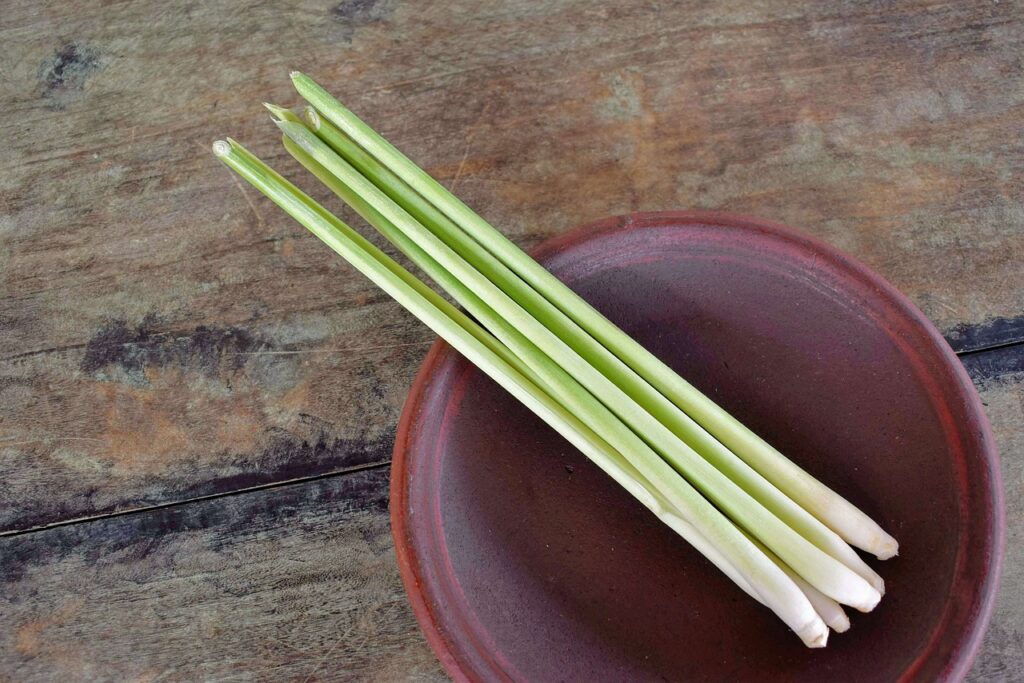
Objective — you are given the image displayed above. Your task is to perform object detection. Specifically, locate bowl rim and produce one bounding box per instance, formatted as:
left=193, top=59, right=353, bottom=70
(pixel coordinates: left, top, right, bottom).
left=389, top=210, right=1004, bottom=682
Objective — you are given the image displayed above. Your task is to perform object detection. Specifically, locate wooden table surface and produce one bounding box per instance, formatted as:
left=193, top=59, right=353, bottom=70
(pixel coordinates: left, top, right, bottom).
left=2, top=1, right=1022, bottom=680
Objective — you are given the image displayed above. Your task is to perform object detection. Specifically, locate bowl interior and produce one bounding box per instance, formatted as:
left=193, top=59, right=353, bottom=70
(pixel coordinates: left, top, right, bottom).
left=391, top=212, right=1001, bottom=682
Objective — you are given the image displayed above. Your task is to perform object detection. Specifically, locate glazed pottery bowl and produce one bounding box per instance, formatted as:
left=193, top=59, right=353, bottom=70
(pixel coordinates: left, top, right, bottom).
left=391, top=212, right=1003, bottom=682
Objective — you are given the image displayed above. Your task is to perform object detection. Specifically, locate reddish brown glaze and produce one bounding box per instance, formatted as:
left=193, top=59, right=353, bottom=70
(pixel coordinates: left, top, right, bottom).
left=390, top=212, right=1003, bottom=682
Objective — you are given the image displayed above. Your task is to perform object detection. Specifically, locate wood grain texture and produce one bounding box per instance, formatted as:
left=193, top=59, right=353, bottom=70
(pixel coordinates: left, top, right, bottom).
left=1, top=0, right=1023, bottom=533
left=967, top=373, right=1024, bottom=682
left=0, top=467, right=447, bottom=682
left=0, top=0, right=1022, bottom=679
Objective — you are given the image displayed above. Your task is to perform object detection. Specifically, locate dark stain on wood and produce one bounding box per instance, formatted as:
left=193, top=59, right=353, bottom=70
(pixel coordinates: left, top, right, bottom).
left=80, top=314, right=271, bottom=382
left=38, top=42, right=100, bottom=108
left=960, top=343, right=1024, bottom=388
left=332, top=0, right=384, bottom=22
left=0, top=467, right=446, bottom=681
left=946, top=315, right=1024, bottom=354
left=174, top=428, right=397, bottom=507
left=331, top=0, right=395, bottom=42
left=3, top=467, right=394, bottom=580
left=6, top=428, right=396, bottom=536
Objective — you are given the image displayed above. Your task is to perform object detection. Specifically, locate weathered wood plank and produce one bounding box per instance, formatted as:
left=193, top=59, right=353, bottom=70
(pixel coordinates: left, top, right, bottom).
left=960, top=342, right=1024, bottom=389
left=967, top=372, right=1024, bottom=682
left=946, top=316, right=1024, bottom=354
left=0, top=466, right=447, bottom=682
left=2, top=1, right=1022, bottom=536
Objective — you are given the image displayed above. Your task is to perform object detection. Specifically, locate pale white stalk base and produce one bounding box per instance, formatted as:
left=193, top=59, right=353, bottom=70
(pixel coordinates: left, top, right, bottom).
left=796, top=621, right=830, bottom=649
left=871, top=535, right=899, bottom=561
left=786, top=569, right=850, bottom=634
left=755, top=456, right=900, bottom=561
left=742, top=531, right=851, bottom=633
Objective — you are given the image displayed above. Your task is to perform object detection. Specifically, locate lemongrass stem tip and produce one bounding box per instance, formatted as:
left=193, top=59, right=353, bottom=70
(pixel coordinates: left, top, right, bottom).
left=264, top=102, right=287, bottom=117
left=304, top=105, right=321, bottom=129
left=852, top=586, right=882, bottom=613
left=874, top=537, right=899, bottom=561
left=212, top=140, right=231, bottom=157
left=797, top=620, right=829, bottom=649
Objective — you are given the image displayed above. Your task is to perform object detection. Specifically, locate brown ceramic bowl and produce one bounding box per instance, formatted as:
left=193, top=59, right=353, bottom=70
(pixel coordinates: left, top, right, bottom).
left=390, top=211, right=1003, bottom=682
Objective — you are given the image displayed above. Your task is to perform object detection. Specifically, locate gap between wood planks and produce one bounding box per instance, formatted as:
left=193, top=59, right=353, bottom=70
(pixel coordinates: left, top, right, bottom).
left=3, top=339, right=1021, bottom=540
left=956, top=339, right=1024, bottom=357
left=0, top=460, right=392, bottom=539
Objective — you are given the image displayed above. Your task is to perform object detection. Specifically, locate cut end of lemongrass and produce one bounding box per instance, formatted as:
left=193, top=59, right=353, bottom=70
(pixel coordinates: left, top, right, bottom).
left=263, top=102, right=298, bottom=123
left=796, top=619, right=829, bottom=649
left=304, top=105, right=321, bottom=130
left=850, top=562, right=886, bottom=596
left=212, top=140, right=232, bottom=157
left=829, top=610, right=851, bottom=634
left=850, top=586, right=882, bottom=613
left=873, top=536, right=899, bottom=561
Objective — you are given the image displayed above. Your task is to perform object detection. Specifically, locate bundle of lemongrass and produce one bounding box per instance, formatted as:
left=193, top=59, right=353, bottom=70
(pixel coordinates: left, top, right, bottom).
left=213, top=72, right=898, bottom=648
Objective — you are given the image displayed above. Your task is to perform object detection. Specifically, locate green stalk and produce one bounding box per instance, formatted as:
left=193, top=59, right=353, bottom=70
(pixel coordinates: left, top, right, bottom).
left=285, top=126, right=768, bottom=605
left=291, top=71, right=898, bottom=561
left=282, top=133, right=774, bottom=607
left=741, top=530, right=851, bottom=634
left=271, top=132, right=767, bottom=605
left=213, top=138, right=828, bottom=646
left=223, top=138, right=525, bottom=385
left=303, top=106, right=884, bottom=594
left=273, top=118, right=879, bottom=612
left=262, top=103, right=303, bottom=125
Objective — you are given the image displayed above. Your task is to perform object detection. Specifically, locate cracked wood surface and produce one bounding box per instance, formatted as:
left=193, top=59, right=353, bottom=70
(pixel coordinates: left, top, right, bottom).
left=1, top=0, right=1022, bottom=680
left=0, top=467, right=448, bottom=682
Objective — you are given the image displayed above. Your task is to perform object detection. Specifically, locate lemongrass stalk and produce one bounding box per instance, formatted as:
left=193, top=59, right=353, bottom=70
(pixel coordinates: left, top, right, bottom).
left=213, top=139, right=828, bottom=646
left=277, top=117, right=878, bottom=611
left=793, top=572, right=851, bottom=634
left=742, top=531, right=851, bottom=634
left=302, top=107, right=884, bottom=594
left=274, top=119, right=879, bottom=612
left=266, top=134, right=765, bottom=606
left=279, top=133, right=767, bottom=607
left=280, top=130, right=766, bottom=603
left=291, top=71, right=897, bottom=560
left=223, top=141, right=526, bottom=383
left=263, top=103, right=303, bottom=125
